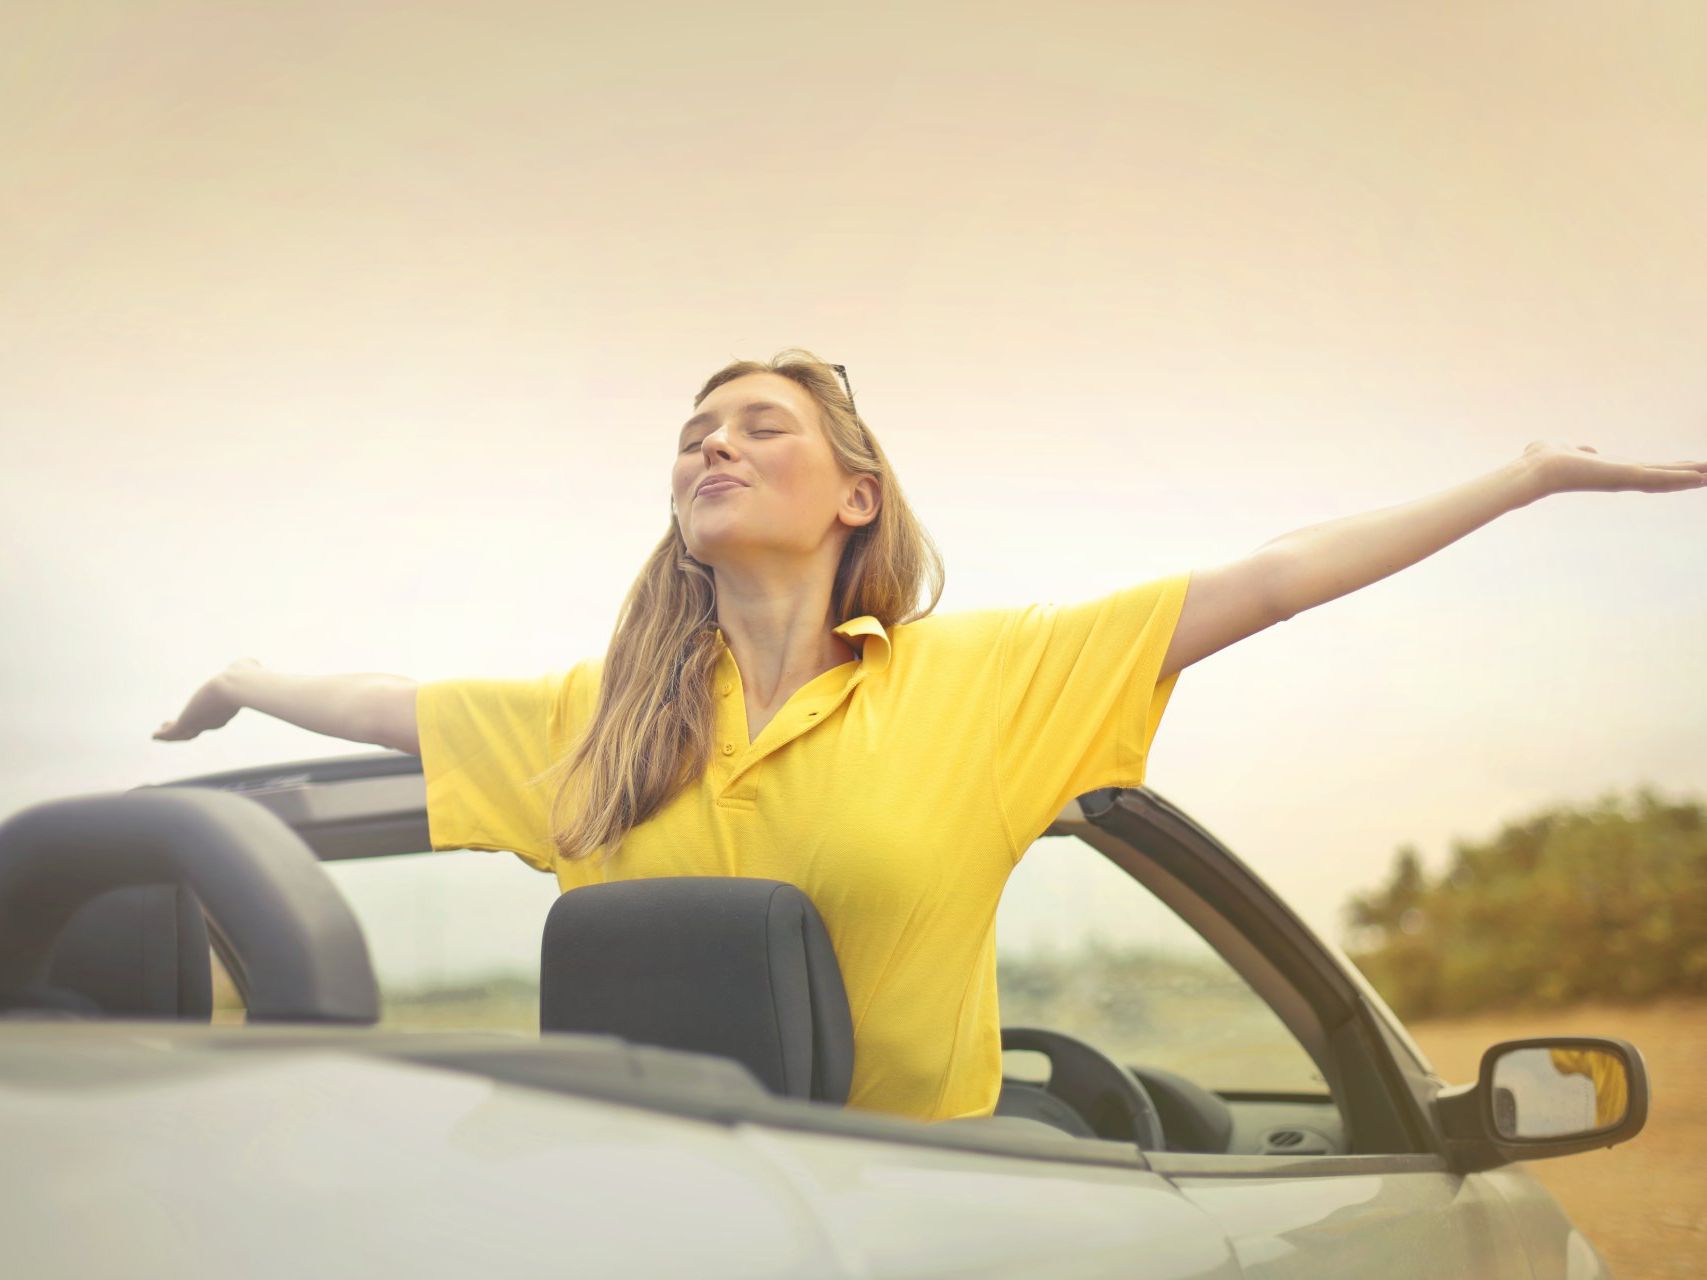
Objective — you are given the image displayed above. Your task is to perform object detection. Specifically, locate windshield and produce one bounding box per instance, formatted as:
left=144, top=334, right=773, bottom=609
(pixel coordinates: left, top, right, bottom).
left=997, top=834, right=1328, bottom=1095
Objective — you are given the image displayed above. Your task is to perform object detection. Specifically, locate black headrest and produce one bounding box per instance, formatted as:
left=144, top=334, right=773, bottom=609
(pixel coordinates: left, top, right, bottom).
left=539, top=877, right=854, bottom=1104
left=20, top=884, right=212, bottom=1019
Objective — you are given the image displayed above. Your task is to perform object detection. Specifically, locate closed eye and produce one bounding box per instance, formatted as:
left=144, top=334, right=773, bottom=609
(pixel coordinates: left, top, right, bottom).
left=680, top=429, right=779, bottom=453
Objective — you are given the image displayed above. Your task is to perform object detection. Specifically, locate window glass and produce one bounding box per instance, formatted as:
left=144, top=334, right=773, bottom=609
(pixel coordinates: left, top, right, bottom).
left=209, top=945, right=245, bottom=1023
left=216, top=836, right=1328, bottom=1102
left=317, top=849, right=554, bottom=1033
left=998, top=834, right=1328, bottom=1095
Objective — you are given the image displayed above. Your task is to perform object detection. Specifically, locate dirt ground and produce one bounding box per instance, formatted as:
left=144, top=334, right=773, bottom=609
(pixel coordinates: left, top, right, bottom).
left=1407, top=997, right=1707, bottom=1279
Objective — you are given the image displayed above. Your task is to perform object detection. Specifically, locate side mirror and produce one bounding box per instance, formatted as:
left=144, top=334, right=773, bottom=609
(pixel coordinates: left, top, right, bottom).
left=1433, top=1036, right=1648, bottom=1173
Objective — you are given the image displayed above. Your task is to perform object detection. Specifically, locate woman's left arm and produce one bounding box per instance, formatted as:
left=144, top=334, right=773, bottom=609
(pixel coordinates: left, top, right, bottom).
left=1160, top=441, right=1706, bottom=681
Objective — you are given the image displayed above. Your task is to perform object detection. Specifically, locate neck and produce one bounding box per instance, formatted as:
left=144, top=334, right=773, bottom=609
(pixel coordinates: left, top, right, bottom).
left=711, top=561, right=859, bottom=707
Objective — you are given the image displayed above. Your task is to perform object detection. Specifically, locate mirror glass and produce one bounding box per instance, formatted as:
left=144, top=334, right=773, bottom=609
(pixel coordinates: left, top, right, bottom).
left=1489, top=1045, right=1628, bottom=1140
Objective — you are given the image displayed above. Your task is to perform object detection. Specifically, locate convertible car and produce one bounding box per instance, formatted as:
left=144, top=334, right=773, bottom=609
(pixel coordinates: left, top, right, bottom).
left=0, top=751, right=1647, bottom=1278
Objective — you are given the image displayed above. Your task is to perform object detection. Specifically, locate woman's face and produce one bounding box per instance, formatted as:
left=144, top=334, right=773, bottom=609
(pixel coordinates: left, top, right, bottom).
left=671, top=372, right=875, bottom=568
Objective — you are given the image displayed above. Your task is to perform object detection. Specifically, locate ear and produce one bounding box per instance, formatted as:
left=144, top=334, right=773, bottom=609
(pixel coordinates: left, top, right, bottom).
left=839, top=473, right=881, bottom=530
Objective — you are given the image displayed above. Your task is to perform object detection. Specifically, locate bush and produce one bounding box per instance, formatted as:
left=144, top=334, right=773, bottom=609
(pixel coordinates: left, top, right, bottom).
left=1342, top=786, right=1707, bottom=1020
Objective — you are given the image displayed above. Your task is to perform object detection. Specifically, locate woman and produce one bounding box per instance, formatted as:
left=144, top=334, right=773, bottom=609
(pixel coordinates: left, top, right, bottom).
left=154, top=348, right=1705, bottom=1123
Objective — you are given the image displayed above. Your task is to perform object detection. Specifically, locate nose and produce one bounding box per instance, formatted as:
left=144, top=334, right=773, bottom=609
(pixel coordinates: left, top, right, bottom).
left=699, top=426, right=736, bottom=462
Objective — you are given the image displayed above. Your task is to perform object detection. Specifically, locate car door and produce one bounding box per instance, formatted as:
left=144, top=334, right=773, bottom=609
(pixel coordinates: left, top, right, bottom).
left=998, top=795, right=1539, bottom=1279
left=1158, top=1155, right=1535, bottom=1279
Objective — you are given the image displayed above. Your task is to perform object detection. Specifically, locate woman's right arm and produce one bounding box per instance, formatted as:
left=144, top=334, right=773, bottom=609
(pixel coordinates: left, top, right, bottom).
left=153, top=658, right=421, bottom=755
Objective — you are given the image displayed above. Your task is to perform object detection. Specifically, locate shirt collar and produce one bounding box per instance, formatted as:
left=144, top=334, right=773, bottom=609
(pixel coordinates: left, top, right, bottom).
left=832, top=615, right=892, bottom=674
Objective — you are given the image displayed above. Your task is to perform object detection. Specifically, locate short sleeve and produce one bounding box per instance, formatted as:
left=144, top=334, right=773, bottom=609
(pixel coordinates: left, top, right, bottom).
left=994, top=570, right=1192, bottom=859
left=415, top=667, right=583, bottom=873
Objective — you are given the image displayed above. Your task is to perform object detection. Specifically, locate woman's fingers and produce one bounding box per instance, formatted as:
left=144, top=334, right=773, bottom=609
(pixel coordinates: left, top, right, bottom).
left=1640, top=466, right=1707, bottom=489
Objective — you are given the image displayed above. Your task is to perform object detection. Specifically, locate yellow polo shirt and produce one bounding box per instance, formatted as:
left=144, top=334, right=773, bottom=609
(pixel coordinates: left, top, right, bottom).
left=1546, top=1047, right=1629, bottom=1129
left=416, top=569, right=1191, bottom=1123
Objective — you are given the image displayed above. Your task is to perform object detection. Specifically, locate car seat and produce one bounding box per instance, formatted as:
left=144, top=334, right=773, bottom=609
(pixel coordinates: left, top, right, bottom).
left=4, top=883, right=212, bottom=1019
left=538, top=876, right=854, bottom=1104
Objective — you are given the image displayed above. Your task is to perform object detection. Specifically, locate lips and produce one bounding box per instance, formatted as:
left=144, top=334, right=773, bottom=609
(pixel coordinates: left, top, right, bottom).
left=696, top=475, right=747, bottom=497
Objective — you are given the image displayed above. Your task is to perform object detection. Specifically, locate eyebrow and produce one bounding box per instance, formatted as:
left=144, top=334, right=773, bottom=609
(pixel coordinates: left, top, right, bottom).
left=679, top=400, right=798, bottom=442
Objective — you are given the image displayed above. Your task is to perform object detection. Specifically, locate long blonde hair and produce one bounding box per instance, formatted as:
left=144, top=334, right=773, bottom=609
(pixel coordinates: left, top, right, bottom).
left=533, top=348, right=945, bottom=863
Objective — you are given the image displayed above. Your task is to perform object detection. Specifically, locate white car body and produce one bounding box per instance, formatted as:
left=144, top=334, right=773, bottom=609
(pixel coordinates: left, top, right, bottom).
left=0, top=755, right=1643, bottom=1278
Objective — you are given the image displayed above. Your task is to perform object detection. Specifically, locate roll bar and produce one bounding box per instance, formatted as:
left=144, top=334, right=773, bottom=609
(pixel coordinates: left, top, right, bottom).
left=0, top=787, right=378, bottom=1023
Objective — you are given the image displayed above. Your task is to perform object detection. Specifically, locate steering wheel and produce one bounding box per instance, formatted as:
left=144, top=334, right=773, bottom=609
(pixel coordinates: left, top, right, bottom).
left=0, top=787, right=379, bottom=1023
left=1000, top=1026, right=1166, bottom=1149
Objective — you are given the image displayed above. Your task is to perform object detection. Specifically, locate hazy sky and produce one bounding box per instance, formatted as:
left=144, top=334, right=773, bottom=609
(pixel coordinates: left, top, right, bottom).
left=4, top=2, right=1704, bottom=984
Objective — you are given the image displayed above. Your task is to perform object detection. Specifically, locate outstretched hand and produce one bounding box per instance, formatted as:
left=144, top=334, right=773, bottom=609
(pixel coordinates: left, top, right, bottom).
left=152, top=658, right=258, bottom=741
left=1523, top=439, right=1707, bottom=496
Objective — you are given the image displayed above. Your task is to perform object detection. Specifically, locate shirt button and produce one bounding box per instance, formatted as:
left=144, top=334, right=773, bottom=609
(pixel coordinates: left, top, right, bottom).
left=721, top=684, right=733, bottom=696
left=721, top=742, right=735, bottom=755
